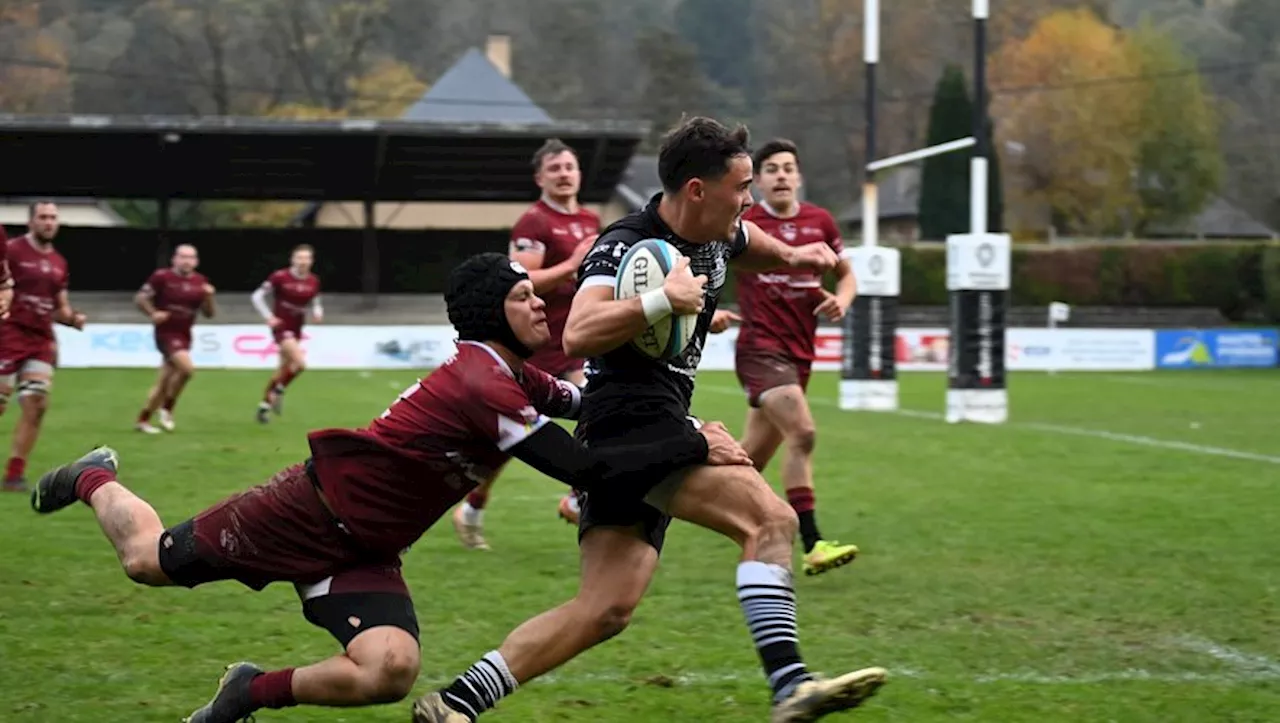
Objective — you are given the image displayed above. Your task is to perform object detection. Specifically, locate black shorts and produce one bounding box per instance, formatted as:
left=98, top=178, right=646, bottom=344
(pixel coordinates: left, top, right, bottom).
left=159, top=515, right=419, bottom=649
left=574, top=406, right=701, bottom=554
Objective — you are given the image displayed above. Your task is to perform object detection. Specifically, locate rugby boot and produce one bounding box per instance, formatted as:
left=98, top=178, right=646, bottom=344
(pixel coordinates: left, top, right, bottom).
left=182, top=661, right=263, bottom=723
left=31, top=445, right=119, bottom=514
left=802, top=540, right=859, bottom=577
left=2, top=477, right=28, bottom=493
left=452, top=504, right=490, bottom=551
left=771, top=667, right=887, bottom=722
left=256, top=403, right=271, bottom=424
left=557, top=494, right=580, bottom=525
left=412, top=692, right=471, bottom=723
left=158, top=408, right=176, bottom=432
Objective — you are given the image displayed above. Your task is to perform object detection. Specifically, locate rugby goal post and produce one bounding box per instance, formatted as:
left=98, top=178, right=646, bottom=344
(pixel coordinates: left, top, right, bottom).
left=838, top=0, right=980, bottom=412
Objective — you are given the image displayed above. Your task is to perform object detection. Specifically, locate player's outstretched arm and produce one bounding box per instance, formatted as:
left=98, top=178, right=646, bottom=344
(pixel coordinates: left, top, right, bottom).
left=509, top=421, right=749, bottom=495
left=732, top=220, right=840, bottom=273
left=562, top=257, right=705, bottom=358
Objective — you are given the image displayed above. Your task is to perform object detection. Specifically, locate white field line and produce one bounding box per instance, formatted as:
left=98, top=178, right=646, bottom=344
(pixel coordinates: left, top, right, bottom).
left=1178, top=636, right=1280, bottom=676
left=696, top=385, right=1280, bottom=466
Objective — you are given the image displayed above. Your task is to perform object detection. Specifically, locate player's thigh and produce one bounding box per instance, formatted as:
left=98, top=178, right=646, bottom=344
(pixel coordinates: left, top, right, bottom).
left=297, top=565, right=420, bottom=656
left=278, top=337, right=305, bottom=366
left=576, top=524, right=660, bottom=614
left=16, top=360, right=55, bottom=406
left=657, top=463, right=791, bottom=547
left=758, top=384, right=817, bottom=443
left=167, top=349, right=195, bottom=376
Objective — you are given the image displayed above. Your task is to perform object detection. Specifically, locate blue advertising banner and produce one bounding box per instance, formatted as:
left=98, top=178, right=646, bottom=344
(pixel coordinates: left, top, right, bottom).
left=1155, top=329, right=1279, bottom=369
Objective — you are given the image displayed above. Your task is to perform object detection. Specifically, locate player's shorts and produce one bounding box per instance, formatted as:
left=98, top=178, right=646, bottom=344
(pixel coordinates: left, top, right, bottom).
left=154, top=329, right=192, bottom=359
left=575, top=405, right=701, bottom=554
left=272, top=322, right=303, bottom=347
left=0, top=324, right=57, bottom=378
left=734, top=347, right=813, bottom=408
left=157, top=460, right=418, bottom=646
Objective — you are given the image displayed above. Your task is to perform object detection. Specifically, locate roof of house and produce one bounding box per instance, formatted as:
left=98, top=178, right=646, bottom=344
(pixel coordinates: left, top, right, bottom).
left=837, top=166, right=921, bottom=224
left=1145, top=196, right=1277, bottom=239
left=400, top=48, right=553, bottom=125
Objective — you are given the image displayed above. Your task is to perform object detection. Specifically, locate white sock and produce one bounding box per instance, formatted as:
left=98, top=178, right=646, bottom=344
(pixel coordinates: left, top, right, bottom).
left=461, top=501, right=484, bottom=526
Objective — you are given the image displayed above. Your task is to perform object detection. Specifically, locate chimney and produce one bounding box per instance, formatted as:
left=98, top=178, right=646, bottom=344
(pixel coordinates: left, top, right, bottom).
left=486, top=34, right=511, bottom=78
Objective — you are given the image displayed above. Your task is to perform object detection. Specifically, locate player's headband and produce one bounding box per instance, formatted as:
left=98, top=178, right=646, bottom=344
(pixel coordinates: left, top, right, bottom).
left=445, top=253, right=534, bottom=359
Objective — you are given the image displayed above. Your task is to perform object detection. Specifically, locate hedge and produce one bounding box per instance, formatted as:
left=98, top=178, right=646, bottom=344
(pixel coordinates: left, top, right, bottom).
left=729, top=241, right=1280, bottom=322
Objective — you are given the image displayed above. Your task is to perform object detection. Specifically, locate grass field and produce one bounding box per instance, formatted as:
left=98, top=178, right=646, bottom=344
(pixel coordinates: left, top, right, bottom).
left=2, top=367, right=1279, bottom=722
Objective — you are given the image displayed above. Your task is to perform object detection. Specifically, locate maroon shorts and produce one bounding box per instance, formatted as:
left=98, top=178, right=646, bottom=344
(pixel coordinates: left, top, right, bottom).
left=735, top=348, right=812, bottom=408
left=154, top=329, right=192, bottom=359
left=158, top=462, right=418, bottom=645
left=272, top=322, right=303, bottom=346
left=0, top=324, right=56, bottom=376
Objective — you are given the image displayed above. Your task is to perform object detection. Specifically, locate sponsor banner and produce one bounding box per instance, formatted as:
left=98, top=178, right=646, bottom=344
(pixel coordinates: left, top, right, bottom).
left=55, top=324, right=461, bottom=370
left=53, top=323, right=1161, bottom=372
left=1155, top=329, right=1279, bottom=369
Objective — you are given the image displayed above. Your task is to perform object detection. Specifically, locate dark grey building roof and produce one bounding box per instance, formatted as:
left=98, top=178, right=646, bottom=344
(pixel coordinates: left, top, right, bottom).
left=401, top=48, right=552, bottom=125
left=837, top=166, right=920, bottom=224
left=614, top=155, right=661, bottom=210
left=1145, top=196, right=1277, bottom=239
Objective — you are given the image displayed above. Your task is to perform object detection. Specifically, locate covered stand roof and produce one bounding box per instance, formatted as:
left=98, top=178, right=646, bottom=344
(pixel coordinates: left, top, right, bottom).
left=0, top=114, right=645, bottom=203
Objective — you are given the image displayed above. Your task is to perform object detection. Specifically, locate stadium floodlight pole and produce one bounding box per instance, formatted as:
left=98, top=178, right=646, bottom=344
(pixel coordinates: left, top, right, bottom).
left=840, top=0, right=903, bottom=413
left=945, top=0, right=1013, bottom=424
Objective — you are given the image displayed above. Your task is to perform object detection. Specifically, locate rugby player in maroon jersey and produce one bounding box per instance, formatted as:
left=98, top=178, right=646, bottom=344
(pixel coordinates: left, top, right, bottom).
left=28, top=252, right=750, bottom=723
left=134, top=244, right=217, bottom=433
left=452, top=139, right=601, bottom=550
left=0, top=223, right=13, bottom=319
left=0, top=201, right=86, bottom=492
left=251, top=244, right=322, bottom=423
left=711, top=139, right=860, bottom=577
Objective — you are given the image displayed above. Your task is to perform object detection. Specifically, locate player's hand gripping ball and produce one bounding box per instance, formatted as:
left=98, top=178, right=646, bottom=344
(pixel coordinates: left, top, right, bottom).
left=614, top=239, right=698, bottom=360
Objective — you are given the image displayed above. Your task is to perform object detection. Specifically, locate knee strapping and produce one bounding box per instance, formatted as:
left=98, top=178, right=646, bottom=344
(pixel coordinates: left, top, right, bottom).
left=17, top=378, right=50, bottom=398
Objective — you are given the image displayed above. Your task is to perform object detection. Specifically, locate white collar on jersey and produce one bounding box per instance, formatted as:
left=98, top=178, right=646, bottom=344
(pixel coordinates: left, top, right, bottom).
left=456, top=340, right=515, bottom=379
left=539, top=194, right=577, bottom=216
left=757, top=200, right=801, bottom=220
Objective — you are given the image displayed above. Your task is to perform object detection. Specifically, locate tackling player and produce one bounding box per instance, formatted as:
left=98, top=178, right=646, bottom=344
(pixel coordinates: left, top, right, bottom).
left=134, top=244, right=216, bottom=433
left=251, top=244, right=322, bottom=423
left=0, top=201, right=86, bottom=492
left=452, top=139, right=599, bottom=550
left=711, top=138, right=859, bottom=576
left=29, top=252, right=749, bottom=723
left=413, top=118, right=885, bottom=723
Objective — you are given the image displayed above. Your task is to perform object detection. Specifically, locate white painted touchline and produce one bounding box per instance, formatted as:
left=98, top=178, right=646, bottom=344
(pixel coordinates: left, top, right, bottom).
left=695, top=386, right=1280, bottom=466
left=1178, top=636, right=1280, bottom=675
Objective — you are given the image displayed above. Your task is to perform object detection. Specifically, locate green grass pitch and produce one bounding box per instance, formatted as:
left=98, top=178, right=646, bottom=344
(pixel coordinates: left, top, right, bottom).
left=2, top=368, right=1278, bottom=721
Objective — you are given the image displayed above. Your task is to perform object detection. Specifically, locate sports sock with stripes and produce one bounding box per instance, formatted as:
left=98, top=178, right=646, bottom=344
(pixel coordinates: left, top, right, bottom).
left=737, top=560, right=814, bottom=703
left=440, top=650, right=518, bottom=720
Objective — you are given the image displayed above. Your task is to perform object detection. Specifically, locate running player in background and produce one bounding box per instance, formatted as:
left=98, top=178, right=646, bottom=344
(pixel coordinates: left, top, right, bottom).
left=134, top=244, right=216, bottom=434
left=0, top=201, right=86, bottom=492
left=0, top=224, right=13, bottom=319
left=251, top=244, right=322, bottom=423
left=452, top=139, right=599, bottom=550
left=711, top=139, right=859, bottom=577
left=28, top=252, right=746, bottom=723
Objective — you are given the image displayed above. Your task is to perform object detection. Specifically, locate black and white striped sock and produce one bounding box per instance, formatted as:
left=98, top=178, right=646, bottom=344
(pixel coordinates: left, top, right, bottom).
left=737, top=561, right=814, bottom=703
left=440, top=650, right=518, bottom=721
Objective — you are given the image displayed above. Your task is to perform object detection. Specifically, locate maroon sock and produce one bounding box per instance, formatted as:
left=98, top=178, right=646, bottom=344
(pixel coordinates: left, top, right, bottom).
left=466, top=489, right=489, bottom=510
left=137, top=410, right=151, bottom=424
left=74, top=467, right=115, bottom=504
left=279, top=367, right=301, bottom=389
left=249, top=668, right=296, bottom=709
left=5, top=457, right=25, bottom=481
left=162, top=397, right=177, bottom=413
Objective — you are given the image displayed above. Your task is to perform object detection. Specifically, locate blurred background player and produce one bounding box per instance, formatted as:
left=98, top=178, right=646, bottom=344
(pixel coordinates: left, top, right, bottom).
left=712, top=139, right=859, bottom=576
left=452, top=139, right=599, bottom=550
left=27, top=252, right=743, bottom=723
left=251, top=244, right=322, bottom=423
left=0, top=224, right=12, bottom=319
left=134, top=244, right=216, bottom=434
left=0, top=201, right=86, bottom=492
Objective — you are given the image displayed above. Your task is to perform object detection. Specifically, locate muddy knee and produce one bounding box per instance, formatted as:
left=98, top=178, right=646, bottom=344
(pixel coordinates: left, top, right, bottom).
left=580, top=599, right=638, bottom=644
left=786, top=425, right=817, bottom=456
left=363, top=646, right=420, bottom=703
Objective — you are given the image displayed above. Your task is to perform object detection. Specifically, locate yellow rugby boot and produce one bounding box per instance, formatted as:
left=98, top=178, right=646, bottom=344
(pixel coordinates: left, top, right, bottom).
left=802, top=539, right=858, bottom=576
left=771, top=667, right=887, bottom=722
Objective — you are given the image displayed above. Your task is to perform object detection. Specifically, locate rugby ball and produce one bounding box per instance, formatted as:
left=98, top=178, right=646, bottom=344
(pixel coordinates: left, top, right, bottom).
left=614, top=239, right=698, bottom=359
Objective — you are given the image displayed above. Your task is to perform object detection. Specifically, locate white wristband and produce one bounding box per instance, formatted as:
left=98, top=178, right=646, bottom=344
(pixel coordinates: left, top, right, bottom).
left=640, top=288, right=674, bottom=325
